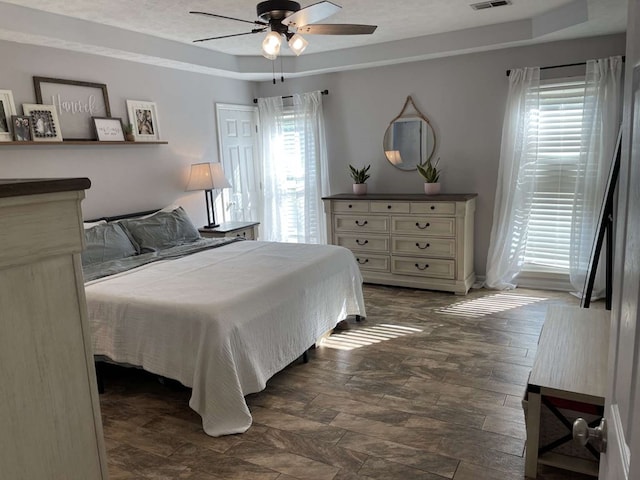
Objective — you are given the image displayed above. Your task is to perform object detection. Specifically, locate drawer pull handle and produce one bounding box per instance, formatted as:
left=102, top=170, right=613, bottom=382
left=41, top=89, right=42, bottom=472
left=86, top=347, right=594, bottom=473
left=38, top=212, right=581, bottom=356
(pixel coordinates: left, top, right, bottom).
left=415, top=263, right=430, bottom=271
left=387, top=205, right=392, bottom=209
left=430, top=205, right=435, bottom=210
left=356, top=239, right=369, bottom=246
left=348, top=204, right=353, bottom=208
left=357, top=258, right=369, bottom=264
left=355, top=220, right=368, bottom=227
left=416, top=222, right=430, bottom=229
left=416, top=242, right=430, bottom=250
left=236, top=232, right=246, bottom=238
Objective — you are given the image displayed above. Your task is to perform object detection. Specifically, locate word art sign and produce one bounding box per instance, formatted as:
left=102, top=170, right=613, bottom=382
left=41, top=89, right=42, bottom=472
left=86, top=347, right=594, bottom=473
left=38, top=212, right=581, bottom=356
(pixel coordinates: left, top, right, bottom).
left=34, top=77, right=111, bottom=140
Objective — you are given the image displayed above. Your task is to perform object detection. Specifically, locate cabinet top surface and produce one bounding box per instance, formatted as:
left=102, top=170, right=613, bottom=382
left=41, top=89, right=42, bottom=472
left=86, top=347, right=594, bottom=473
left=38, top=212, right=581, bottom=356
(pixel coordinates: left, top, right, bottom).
left=323, top=193, right=478, bottom=201
left=199, top=221, right=259, bottom=233
left=529, top=305, right=610, bottom=399
left=0, top=178, right=91, bottom=198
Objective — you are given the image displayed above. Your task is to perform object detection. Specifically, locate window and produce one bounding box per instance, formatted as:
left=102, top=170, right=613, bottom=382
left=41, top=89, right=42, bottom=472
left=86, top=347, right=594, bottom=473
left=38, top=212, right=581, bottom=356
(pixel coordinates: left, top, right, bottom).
left=522, top=78, right=586, bottom=272
left=276, top=108, right=320, bottom=243
left=258, top=92, right=328, bottom=245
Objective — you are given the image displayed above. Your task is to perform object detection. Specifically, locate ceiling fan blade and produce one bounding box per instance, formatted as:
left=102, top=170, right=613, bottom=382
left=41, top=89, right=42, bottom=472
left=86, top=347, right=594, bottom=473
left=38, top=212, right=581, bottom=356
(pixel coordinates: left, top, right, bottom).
left=281, top=1, right=341, bottom=28
left=189, top=11, right=267, bottom=26
left=193, top=29, right=266, bottom=43
left=297, top=24, right=377, bottom=35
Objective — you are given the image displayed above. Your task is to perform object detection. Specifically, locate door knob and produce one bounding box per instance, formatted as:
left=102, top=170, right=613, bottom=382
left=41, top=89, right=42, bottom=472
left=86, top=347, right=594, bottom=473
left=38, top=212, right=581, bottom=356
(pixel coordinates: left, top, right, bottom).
left=573, top=418, right=607, bottom=453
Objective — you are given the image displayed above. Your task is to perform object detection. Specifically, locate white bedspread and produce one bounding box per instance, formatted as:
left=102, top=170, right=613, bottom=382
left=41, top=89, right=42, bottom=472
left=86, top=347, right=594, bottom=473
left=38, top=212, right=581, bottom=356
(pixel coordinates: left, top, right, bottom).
left=86, top=240, right=365, bottom=436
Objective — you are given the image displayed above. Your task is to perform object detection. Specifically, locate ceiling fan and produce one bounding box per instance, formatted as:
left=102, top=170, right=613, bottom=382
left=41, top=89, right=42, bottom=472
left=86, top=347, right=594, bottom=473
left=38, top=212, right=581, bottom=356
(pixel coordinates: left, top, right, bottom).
left=190, top=1, right=377, bottom=59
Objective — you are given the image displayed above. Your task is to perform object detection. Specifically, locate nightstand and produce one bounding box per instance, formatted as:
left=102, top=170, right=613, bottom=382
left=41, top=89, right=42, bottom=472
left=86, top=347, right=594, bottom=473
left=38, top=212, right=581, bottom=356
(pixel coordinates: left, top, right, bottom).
left=199, top=221, right=260, bottom=240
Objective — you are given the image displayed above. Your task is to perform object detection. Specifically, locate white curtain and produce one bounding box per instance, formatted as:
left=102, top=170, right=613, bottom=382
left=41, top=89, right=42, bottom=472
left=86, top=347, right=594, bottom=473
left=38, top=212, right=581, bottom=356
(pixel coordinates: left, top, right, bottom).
left=485, top=67, right=540, bottom=289
left=257, top=91, right=329, bottom=244
left=569, top=56, right=623, bottom=294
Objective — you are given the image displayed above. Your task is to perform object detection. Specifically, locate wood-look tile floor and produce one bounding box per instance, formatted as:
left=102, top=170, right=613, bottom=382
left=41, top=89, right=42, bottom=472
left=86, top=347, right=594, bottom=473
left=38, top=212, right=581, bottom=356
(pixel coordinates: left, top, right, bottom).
left=100, top=284, right=600, bottom=479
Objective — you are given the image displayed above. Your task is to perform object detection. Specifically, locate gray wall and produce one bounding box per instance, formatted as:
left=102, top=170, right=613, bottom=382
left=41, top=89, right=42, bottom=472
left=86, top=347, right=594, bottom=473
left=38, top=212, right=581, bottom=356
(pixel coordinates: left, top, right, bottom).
left=0, top=34, right=626, bottom=276
left=0, top=39, right=256, bottom=225
left=256, top=34, right=626, bottom=276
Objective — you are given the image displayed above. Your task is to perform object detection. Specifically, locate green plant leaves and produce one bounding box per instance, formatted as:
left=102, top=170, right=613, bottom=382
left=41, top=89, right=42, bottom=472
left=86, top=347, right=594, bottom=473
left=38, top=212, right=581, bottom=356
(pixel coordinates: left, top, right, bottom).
left=349, top=164, right=371, bottom=184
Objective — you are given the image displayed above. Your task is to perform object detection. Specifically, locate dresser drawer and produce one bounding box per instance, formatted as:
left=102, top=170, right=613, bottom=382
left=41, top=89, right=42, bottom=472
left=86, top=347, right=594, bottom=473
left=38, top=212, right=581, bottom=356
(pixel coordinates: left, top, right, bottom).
left=391, top=237, right=456, bottom=257
left=391, top=216, right=456, bottom=236
left=391, top=257, right=455, bottom=279
left=333, top=200, right=369, bottom=213
left=352, top=253, right=390, bottom=272
left=335, top=215, right=389, bottom=233
left=232, top=227, right=255, bottom=240
left=370, top=201, right=410, bottom=214
left=410, top=202, right=456, bottom=215
left=335, top=234, right=389, bottom=253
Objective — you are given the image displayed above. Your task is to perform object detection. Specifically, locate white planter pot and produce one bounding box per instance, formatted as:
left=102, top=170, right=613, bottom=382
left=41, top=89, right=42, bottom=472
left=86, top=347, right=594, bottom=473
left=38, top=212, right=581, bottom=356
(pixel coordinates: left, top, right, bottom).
left=353, top=183, right=368, bottom=195
left=424, top=183, right=441, bottom=195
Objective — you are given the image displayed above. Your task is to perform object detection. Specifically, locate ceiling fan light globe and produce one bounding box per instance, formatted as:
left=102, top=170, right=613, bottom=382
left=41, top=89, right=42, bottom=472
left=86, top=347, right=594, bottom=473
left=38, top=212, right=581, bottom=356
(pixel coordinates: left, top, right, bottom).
left=288, top=33, right=308, bottom=55
left=262, top=31, right=282, bottom=58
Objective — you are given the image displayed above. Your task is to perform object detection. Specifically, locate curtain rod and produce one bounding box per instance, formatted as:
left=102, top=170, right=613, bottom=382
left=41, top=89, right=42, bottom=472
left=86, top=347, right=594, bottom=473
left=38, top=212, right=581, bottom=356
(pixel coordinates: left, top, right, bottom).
left=505, top=56, right=625, bottom=77
left=253, top=89, right=329, bottom=104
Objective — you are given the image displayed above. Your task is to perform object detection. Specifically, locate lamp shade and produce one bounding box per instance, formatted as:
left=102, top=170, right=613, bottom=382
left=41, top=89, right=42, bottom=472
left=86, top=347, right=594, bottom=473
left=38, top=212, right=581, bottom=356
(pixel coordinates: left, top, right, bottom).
left=288, top=33, right=308, bottom=56
left=186, top=162, right=231, bottom=191
left=385, top=150, right=403, bottom=165
left=262, top=31, right=282, bottom=60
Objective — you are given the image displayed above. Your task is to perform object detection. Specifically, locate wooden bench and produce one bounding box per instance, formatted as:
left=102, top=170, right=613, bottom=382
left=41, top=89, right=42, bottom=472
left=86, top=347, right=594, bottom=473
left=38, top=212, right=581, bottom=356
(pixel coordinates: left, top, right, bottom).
left=524, top=305, right=610, bottom=478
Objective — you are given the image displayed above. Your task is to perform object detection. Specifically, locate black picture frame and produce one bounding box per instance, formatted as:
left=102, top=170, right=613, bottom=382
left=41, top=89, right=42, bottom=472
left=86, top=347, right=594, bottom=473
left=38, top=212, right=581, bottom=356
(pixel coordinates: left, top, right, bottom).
left=11, top=115, right=34, bottom=142
left=580, top=127, right=623, bottom=309
left=33, top=76, right=111, bottom=141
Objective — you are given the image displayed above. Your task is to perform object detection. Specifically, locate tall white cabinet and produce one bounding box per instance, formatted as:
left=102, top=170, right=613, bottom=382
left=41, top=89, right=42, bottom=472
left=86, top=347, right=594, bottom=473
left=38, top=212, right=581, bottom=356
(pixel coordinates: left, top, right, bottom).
left=0, top=179, right=109, bottom=479
left=323, top=193, right=476, bottom=294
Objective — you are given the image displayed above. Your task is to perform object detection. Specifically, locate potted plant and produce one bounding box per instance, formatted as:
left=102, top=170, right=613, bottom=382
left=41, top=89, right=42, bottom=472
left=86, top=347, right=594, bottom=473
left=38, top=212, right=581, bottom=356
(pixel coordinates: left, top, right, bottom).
left=123, top=123, right=135, bottom=142
left=417, top=157, right=441, bottom=195
left=349, top=164, right=371, bottom=195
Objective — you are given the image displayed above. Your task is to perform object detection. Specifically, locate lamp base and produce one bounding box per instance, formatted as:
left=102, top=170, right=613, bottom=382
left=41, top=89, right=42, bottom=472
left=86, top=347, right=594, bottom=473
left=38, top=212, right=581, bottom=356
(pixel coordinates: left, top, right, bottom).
left=202, top=223, right=220, bottom=229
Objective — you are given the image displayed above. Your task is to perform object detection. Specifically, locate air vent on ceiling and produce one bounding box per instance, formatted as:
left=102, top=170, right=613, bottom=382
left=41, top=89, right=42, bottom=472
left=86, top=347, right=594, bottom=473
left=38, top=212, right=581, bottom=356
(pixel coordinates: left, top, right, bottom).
left=470, top=0, right=512, bottom=10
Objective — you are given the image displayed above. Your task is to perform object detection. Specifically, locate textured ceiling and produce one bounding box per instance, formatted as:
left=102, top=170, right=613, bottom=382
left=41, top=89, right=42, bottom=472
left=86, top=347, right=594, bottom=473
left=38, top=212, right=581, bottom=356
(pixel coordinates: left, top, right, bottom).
left=0, top=0, right=627, bottom=79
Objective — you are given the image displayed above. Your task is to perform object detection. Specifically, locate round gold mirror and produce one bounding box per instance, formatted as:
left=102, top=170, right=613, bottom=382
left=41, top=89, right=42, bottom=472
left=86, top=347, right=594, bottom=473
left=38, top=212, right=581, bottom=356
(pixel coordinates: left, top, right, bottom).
left=383, top=96, right=436, bottom=171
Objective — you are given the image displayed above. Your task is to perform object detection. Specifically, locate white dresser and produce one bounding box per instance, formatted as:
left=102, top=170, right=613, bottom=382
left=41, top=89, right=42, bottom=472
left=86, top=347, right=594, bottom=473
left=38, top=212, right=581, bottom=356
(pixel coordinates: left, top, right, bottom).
left=323, top=193, right=476, bottom=294
left=0, top=179, right=109, bottom=479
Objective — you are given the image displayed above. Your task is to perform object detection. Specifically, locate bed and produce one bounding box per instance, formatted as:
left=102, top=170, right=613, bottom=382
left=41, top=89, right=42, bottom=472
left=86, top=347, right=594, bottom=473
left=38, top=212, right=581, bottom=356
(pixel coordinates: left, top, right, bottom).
left=82, top=207, right=366, bottom=436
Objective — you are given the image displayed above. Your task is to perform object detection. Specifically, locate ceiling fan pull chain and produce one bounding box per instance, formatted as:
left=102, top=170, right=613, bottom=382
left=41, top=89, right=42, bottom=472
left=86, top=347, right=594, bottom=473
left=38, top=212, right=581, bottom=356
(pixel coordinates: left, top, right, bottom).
left=280, top=55, right=285, bottom=83
left=272, top=60, right=276, bottom=84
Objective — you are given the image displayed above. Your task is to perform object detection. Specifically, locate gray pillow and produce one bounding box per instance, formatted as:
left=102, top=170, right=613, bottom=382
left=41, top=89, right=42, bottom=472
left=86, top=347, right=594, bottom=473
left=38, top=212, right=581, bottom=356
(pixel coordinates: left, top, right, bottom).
left=119, top=207, right=201, bottom=253
left=82, top=222, right=139, bottom=266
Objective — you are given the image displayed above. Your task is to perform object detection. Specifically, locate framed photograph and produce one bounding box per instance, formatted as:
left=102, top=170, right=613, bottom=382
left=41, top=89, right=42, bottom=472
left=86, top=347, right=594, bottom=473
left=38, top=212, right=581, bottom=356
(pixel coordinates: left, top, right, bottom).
left=127, top=100, right=160, bottom=141
left=0, top=89, right=17, bottom=142
left=34, top=76, right=111, bottom=140
left=22, top=103, right=63, bottom=142
left=11, top=115, right=33, bottom=141
left=92, top=116, right=125, bottom=141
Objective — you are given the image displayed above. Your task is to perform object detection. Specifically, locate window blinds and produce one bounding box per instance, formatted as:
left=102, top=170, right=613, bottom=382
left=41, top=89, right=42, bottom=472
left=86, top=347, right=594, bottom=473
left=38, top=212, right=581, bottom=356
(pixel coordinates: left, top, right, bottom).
left=278, top=109, right=319, bottom=243
left=522, top=79, right=586, bottom=270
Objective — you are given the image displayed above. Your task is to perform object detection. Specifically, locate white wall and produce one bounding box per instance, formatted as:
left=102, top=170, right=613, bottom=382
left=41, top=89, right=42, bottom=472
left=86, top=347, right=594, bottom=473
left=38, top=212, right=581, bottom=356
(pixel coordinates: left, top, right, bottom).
left=256, top=34, right=626, bottom=276
left=0, top=39, right=256, bottom=224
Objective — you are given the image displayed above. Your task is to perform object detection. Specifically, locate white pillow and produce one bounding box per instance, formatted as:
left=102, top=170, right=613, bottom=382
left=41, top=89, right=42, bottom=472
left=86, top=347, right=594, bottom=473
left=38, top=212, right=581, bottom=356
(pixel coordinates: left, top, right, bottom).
left=83, top=220, right=106, bottom=229
left=139, top=204, right=181, bottom=219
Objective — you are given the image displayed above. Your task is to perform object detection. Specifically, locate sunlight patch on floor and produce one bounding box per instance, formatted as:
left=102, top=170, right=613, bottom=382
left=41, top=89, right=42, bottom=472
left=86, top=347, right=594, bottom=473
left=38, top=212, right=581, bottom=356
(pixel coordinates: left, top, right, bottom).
left=435, top=293, right=547, bottom=318
left=321, top=323, right=422, bottom=351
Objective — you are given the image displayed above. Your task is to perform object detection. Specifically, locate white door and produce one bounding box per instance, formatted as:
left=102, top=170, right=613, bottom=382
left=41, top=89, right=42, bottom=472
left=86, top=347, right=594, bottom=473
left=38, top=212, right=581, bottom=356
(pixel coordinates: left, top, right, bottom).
left=215, top=103, right=261, bottom=224
left=600, top=7, right=640, bottom=478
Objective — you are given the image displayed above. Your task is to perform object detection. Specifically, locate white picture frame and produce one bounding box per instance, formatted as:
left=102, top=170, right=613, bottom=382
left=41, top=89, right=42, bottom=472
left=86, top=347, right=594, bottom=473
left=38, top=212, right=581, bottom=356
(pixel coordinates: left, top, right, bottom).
left=22, top=103, right=63, bottom=142
left=126, top=100, right=160, bottom=141
left=0, top=89, right=17, bottom=142
left=92, top=116, right=125, bottom=141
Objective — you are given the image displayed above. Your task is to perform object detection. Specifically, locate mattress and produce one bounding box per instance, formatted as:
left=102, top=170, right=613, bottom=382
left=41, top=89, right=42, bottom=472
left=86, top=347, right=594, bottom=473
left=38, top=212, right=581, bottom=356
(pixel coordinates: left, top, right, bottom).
left=85, top=240, right=365, bottom=436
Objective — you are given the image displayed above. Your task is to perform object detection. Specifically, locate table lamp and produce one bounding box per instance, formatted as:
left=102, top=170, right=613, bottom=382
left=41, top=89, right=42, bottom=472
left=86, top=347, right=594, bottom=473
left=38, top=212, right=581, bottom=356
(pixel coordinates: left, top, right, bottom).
left=186, top=162, right=232, bottom=229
